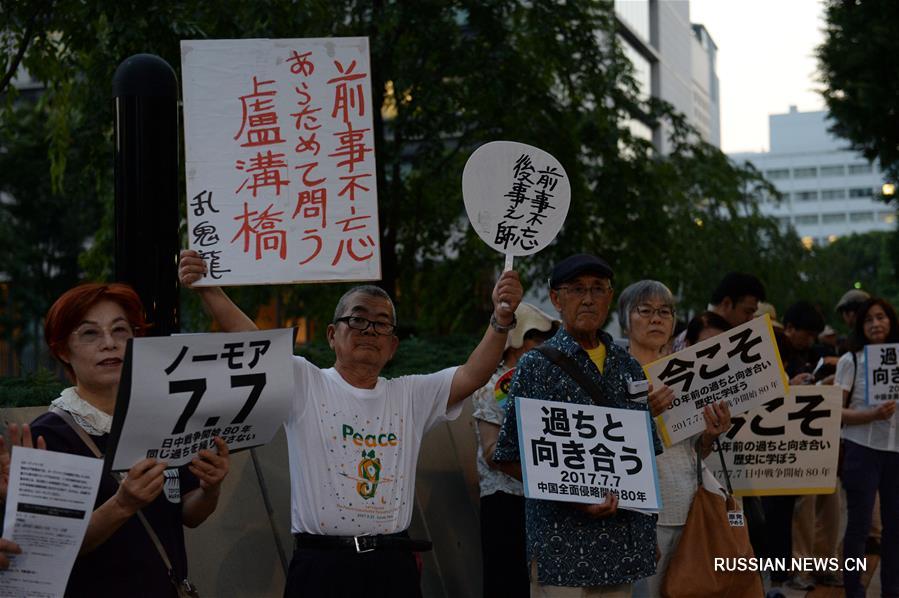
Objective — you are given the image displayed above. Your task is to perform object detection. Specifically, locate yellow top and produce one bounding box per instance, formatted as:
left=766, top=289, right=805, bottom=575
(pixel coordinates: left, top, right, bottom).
left=586, top=344, right=606, bottom=374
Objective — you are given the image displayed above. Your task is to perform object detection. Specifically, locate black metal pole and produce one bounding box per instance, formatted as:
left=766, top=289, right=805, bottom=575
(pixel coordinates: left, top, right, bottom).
left=113, top=54, right=180, bottom=336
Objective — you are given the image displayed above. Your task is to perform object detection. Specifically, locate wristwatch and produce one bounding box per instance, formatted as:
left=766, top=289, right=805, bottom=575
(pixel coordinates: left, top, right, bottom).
left=490, top=312, right=517, bottom=333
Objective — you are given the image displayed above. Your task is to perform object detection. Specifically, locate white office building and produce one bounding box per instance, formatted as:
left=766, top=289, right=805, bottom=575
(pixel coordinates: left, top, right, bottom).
left=730, top=107, right=895, bottom=247
left=615, top=0, right=721, bottom=151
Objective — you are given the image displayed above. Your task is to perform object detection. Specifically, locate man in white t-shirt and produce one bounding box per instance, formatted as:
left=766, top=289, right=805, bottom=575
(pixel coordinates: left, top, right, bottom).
left=179, top=250, right=522, bottom=597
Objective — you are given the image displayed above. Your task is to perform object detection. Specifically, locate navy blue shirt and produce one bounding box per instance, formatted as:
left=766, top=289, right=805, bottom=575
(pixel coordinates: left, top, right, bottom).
left=30, top=412, right=198, bottom=598
left=494, top=327, right=664, bottom=587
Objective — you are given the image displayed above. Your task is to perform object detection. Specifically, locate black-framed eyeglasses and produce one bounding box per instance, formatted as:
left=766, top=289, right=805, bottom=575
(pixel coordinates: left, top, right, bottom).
left=632, top=304, right=675, bottom=320
left=334, top=315, right=396, bottom=336
left=556, top=284, right=613, bottom=299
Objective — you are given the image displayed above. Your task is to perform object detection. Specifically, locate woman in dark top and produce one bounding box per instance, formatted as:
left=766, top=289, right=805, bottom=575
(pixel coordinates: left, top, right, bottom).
left=29, top=283, right=230, bottom=597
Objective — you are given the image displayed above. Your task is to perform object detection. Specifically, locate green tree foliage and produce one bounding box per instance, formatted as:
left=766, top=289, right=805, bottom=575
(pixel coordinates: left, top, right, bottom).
left=818, top=0, right=899, bottom=181
left=1, top=0, right=808, bottom=354
left=0, top=102, right=104, bottom=364
left=801, top=231, right=899, bottom=330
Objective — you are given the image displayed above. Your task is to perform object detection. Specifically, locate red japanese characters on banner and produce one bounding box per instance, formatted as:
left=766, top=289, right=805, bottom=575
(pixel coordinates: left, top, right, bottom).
left=181, top=38, right=381, bottom=286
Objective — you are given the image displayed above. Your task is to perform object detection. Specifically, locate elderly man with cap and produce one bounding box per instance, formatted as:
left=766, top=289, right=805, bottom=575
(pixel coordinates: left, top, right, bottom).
left=493, top=254, right=662, bottom=597
left=178, top=250, right=522, bottom=598
left=473, top=303, right=559, bottom=598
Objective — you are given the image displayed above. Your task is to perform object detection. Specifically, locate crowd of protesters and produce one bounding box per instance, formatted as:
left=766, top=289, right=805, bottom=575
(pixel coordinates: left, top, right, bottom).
left=475, top=261, right=897, bottom=598
left=1, top=250, right=897, bottom=598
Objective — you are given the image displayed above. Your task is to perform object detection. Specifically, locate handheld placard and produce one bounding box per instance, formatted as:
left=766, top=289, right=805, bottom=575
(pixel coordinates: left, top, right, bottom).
left=462, top=140, right=571, bottom=308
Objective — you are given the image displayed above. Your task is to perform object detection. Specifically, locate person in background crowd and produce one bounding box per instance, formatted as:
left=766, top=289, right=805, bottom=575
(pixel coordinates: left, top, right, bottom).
left=764, top=301, right=826, bottom=596
left=835, top=289, right=882, bottom=557
left=180, top=249, right=523, bottom=598
left=793, top=322, right=842, bottom=587
left=29, top=283, right=230, bottom=597
left=617, top=286, right=731, bottom=598
left=835, top=297, right=899, bottom=598
left=818, top=325, right=838, bottom=354
left=836, top=289, right=871, bottom=333
left=672, top=272, right=766, bottom=352
left=755, top=302, right=783, bottom=330
left=493, top=254, right=662, bottom=597
left=473, top=303, right=558, bottom=598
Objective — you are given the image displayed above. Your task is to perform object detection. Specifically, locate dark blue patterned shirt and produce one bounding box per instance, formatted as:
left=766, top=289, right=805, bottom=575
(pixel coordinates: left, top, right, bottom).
left=494, top=326, right=664, bottom=587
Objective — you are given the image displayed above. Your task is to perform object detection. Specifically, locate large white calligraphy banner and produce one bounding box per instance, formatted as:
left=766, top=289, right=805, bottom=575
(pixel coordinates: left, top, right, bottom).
left=864, top=342, right=899, bottom=404
left=706, top=386, right=842, bottom=496
left=181, top=38, right=380, bottom=285
left=108, top=329, right=295, bottom=471
left=516, top=397, right=660, bottom=511
left=645, top=315, right=789, bottom=447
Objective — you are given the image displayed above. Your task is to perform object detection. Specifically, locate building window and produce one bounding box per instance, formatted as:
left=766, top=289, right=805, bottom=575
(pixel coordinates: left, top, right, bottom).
left=879, top=212, right=896, bottom=224
left=795, top=190, right=818, bottom=201
left=822, top=213, right=847, bottom=224
left=849, top=212, right=874, bottom=222
left=626, top=118, right=653, bottom=143
left=819, top=165, right=845, bottom=177
left=614, top=0, right=650, bottom=42
left=795, top=214, right=819, bottom=225
left=619, top=38, right=652, bottom=103
left=849, top=187, right=874, bottom=198
left=821, top=189, right=846, bottom=200
left=766, top=169, right=790, bottom=180
left=793, top=167, right=817, bottom=178
left=848, top=163, right=873, bottom=175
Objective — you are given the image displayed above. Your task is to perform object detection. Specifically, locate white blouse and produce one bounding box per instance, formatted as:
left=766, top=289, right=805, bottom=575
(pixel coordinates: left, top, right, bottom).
left=835, top=351, right=899, bottom=452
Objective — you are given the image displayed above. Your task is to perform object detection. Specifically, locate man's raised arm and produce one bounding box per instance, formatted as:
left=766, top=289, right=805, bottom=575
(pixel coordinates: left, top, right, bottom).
left=178, top=250, right=258, bottom=332
left=447, top=270, right=523, bottom=407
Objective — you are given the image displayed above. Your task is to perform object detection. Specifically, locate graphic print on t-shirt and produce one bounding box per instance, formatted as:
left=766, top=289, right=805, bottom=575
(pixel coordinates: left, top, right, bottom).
left=337, top=423, right=400, bottom=500
left=494, top=367, right=515, bottom=408
left=288, top=361, right=455, bottom=535
left=163, top=468, right=181, bottom=504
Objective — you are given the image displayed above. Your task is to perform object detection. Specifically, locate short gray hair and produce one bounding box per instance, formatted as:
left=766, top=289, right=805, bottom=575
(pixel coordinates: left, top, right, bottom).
left=617, top=280, right=675, bottom=335
left=333, top=285, right=397, bottom=325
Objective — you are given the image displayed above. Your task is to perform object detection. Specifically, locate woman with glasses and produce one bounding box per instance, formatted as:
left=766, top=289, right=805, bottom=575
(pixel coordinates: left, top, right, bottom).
left=28, top=283, right=229, bottom=597
left=835, top=297, right=899, bottom=598
left=618, top=282, right=731, bottom=597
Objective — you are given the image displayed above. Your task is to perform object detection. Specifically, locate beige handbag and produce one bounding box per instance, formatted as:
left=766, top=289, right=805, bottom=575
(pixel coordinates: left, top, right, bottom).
left=660, top=440, right=763, bottom=598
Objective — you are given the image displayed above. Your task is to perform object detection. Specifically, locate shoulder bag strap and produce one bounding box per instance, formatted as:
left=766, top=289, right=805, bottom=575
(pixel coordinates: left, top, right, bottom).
left=846, top=351, right=857, bottom=408
left=48, top=406, right=178, bottom=577
left=534, top=345, right=608, bottom=406
left=694, top=436, right=734, bottom=496
left=713, top=438, right=734, bottom=496
left=49, top=406, right=103, bottom=458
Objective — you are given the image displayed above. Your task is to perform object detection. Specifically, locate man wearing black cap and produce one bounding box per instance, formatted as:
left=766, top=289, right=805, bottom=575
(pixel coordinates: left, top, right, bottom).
left=494, top=254, right=662, bottom=596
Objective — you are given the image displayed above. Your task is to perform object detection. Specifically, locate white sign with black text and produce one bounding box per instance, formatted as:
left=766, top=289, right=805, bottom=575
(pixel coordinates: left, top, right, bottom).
left=645, top=315, right=789, bottom=447
left=864, top=342, right=899, bottom=404
left=515, top=397, right=661, bottom=512
left=108, top=329, right=295, bottom=471
left=706, top=385, right=842, bottom=496
left=0, top=447, right=103, bottom=597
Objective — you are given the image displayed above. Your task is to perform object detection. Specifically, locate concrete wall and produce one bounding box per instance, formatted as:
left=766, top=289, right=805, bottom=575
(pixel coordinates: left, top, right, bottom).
left=1, top=403, right=485, bottom=597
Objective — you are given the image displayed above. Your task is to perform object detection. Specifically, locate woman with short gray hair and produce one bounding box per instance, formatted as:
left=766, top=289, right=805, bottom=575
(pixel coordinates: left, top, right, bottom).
left=617, top=280, right=676, bottom=344
left=619, top=281, right=731, bottom=597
